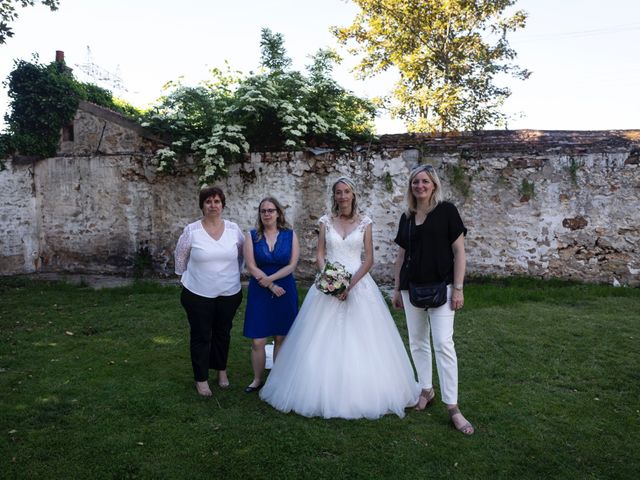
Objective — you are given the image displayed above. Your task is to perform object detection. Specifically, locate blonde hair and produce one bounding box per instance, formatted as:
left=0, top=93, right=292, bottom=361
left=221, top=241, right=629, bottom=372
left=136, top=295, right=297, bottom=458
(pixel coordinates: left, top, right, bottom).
left=406, top=165, right=444, bottom=215
left=331, top=176, right=358, bottom=218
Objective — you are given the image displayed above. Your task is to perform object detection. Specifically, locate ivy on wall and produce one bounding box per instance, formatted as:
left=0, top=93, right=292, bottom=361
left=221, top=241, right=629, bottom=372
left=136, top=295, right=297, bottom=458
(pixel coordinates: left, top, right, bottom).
left=1, top=30, right=376, bottom=184
left=0, top=55, right=139, bottom=163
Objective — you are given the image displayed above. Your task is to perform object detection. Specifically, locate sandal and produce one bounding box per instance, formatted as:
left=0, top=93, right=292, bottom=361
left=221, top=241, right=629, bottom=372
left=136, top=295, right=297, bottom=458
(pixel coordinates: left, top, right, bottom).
left=414, top=388, right=435, bottom=411
left=447, top=406, right=474, bottom=435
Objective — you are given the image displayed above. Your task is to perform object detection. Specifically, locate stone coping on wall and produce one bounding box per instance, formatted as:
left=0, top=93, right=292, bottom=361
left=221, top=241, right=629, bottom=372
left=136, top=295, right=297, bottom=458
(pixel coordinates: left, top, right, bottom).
left=244, top=129, right=640, bottom=163
left=77, top=100, right=169, bottom=146
left=369, top=129, right=640, bottom=155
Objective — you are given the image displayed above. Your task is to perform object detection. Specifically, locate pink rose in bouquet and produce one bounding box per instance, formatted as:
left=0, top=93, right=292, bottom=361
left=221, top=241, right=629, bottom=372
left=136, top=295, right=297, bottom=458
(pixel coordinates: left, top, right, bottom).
left=315, top=261, right=352, bottom=296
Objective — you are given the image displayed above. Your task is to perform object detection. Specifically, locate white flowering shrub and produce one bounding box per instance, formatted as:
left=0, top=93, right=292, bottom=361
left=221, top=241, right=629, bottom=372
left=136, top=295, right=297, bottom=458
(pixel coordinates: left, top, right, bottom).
left=153, top=147, right=177, bottom=173
left=141, top=29, right=376, bottom=185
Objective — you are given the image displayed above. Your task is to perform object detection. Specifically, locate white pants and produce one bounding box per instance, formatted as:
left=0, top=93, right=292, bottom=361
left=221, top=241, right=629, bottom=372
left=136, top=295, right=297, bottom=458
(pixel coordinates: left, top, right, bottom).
left=401, top=287, right=458, bottom=405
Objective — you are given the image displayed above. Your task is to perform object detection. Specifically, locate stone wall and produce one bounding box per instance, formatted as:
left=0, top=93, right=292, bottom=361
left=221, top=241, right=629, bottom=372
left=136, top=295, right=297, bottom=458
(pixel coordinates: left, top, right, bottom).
left=0, top=157, right=39, bottom=273
left=1, top=102, right=638, bottom=286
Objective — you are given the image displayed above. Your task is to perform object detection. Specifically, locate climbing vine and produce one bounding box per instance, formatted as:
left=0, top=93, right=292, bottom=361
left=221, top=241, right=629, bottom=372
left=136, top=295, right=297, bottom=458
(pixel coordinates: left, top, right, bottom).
left=447, top=163, right=472, bottom=198
left=2, top=29, right=376, bottom=185
left=0, top=55, right=140, bottom=163
left=520, top=178, right=535, bottom=201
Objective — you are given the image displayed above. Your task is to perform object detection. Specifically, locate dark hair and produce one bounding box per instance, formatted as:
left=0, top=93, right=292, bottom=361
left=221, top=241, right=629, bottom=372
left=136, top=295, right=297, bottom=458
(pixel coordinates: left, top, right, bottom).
left=199, top=186, right=225, bottom=210
left=255, top=197, right=289, bottom=240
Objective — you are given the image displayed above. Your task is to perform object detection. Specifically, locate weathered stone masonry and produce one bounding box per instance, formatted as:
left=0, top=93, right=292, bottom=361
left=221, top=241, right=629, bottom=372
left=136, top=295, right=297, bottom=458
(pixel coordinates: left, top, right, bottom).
left=1, top=101, right=638, bottom=285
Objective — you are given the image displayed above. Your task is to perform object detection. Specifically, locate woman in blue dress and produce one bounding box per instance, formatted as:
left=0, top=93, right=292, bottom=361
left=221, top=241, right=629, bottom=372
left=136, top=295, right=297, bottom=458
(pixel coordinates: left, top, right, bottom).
left=243, top=197, right=299, bottom=393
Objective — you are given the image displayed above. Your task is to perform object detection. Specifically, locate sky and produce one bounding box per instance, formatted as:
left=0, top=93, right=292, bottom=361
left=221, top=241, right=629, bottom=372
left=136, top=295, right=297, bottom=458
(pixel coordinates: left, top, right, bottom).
left=1, top=0, right=639, bottom=134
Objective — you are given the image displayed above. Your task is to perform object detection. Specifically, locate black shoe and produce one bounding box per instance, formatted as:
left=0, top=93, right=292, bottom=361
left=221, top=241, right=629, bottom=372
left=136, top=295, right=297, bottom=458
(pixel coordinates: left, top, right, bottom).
left=244, top=382, right=264, bottom=393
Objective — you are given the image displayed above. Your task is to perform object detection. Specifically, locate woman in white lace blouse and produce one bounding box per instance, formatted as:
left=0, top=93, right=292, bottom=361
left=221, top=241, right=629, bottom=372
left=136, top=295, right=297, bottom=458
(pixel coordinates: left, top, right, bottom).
left=174, top=186, right=244, bottom=397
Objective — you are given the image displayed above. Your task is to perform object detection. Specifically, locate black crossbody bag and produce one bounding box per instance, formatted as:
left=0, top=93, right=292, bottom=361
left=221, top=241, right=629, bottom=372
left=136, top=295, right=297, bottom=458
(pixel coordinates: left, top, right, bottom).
left=406, top=215, right=447, bottom=310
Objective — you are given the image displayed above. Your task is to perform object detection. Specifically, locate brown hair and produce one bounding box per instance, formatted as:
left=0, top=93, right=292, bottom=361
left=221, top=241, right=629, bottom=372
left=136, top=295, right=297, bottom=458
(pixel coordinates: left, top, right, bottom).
left=255, top=197, right=290, bottom=240
left=199, top=186, right=226, bottom=210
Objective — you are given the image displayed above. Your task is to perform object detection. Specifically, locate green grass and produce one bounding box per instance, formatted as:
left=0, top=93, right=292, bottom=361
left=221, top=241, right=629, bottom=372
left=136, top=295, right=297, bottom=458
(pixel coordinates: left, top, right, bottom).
left=1, top=277, right=639, bottom=479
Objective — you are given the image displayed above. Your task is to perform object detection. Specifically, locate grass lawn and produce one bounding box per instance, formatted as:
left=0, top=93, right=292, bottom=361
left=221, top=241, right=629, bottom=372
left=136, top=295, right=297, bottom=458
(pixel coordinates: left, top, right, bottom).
left=1, top=276, right=639, bottom=479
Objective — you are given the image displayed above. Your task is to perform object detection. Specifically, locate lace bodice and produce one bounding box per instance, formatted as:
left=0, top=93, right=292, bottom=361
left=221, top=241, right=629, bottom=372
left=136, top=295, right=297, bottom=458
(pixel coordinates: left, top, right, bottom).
left=320, top=214, right=372, bottom=274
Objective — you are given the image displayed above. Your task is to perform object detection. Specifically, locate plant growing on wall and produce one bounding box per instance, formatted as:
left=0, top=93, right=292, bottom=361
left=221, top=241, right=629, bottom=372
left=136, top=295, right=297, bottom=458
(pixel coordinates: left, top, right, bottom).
left=1, top=57, right=80, bottom=159
left=568, top=157, right=580, bottom=185
left=140, top=28, right=376, bottom=185
left=448, top=163, right=471, bottom=198
left=0, top=55, right=140, bottom=162
left=520, top=178, right=535, bottom=201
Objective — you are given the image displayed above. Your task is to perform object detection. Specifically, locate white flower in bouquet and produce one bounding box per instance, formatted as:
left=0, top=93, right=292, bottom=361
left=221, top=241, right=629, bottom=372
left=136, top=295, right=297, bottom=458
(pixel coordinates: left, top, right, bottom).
left=315, top=261, right=352, bottom=296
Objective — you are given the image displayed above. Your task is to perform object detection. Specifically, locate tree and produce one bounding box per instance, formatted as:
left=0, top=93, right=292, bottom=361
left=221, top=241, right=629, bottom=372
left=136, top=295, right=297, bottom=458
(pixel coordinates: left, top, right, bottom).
left=141, top=29, right=375, bottom=185
left=334, top=0, right=530, bottom=132
left=0, top=0, right=60, bottom=45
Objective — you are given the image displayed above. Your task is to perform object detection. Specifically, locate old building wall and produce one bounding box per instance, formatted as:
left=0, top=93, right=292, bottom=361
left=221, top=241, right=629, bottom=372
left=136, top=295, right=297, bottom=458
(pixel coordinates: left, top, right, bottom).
left=1, top=102, right=638, bottom=285
left=222, top=144, right=640, bottom=285
left=0, top=158, right=40, bottom=274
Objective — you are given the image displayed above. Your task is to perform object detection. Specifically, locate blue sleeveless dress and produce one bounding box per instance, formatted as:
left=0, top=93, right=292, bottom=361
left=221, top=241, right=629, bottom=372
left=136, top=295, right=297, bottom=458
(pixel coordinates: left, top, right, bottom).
left=243, top=229, right=298, bottom=338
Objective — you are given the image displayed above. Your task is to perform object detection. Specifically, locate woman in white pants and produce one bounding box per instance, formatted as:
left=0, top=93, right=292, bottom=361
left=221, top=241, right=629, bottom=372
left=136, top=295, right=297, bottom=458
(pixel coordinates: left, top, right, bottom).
left=392, top=164, right=474, bottom=436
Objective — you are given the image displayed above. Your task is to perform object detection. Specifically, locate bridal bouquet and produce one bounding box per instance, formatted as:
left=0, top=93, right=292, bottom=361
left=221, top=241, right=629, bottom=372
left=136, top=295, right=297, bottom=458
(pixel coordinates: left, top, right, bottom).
left=315, top=261, right=352, bottom=296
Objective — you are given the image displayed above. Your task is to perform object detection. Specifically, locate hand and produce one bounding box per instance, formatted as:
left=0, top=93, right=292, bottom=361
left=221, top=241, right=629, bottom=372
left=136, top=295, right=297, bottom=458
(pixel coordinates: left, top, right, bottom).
left=392, top=290, right=403, bottom=309
left=269, top=284, right=286, bottom=297
left=337, top=287, right=350, bottom=301
left=451, top=289, right=464, bottom=311
left=257, top=276, right=271, bottom=288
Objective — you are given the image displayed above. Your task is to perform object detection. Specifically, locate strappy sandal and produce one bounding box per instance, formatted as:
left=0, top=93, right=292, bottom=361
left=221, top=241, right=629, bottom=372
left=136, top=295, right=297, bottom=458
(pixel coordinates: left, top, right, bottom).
left=447, top=406, right=474, bottom=435
left=414, top=388, right=435, bottom=411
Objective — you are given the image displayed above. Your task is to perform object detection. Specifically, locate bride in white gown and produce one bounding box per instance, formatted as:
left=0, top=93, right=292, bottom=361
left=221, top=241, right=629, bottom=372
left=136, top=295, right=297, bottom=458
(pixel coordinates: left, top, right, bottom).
left=260, top=177, right=420, bottom=419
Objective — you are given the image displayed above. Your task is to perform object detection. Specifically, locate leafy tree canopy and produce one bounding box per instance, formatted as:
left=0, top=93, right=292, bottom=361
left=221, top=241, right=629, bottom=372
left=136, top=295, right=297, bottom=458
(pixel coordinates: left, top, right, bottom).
left=0, top=0, right=60, bottom=45
left=141, top=28, right=376, bottom=185
left=334, top=0, right=530, bottom=132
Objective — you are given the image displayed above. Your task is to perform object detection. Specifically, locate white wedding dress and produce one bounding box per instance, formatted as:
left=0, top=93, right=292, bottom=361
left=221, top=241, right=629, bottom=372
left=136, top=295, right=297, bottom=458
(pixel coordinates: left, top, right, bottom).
left=260, top=215, right=420, bottom=419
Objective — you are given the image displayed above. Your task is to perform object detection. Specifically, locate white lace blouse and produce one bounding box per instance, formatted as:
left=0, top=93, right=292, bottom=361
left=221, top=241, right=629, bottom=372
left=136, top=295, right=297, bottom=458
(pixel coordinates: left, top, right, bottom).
left=174, top=219, right=244, bottom=298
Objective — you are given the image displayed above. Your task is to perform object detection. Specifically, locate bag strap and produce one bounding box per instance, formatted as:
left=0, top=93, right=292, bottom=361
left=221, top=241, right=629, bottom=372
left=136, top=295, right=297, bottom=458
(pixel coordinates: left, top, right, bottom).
left=406, top=214, right=414, bottom=263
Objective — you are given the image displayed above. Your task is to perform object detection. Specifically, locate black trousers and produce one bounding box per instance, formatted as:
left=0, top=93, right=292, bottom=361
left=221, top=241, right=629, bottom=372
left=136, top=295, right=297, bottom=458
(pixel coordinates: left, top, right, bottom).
left=180, top=287, right=243, bottom=382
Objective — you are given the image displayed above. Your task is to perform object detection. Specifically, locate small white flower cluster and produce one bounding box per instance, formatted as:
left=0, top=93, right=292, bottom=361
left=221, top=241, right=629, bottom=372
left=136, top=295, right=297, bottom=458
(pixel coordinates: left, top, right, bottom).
left=315, top=261, right=352, bottom=297
left=141, top=37, right=376, bottom=186
left=192, top=124, right=249, bottom=185
left=153, top=148, right=177, bottom=173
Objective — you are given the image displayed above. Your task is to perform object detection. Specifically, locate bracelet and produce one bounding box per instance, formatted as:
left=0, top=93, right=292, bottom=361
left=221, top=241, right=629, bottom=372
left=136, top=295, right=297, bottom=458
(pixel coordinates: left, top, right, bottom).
left=453, top=283, right=464, bottom=291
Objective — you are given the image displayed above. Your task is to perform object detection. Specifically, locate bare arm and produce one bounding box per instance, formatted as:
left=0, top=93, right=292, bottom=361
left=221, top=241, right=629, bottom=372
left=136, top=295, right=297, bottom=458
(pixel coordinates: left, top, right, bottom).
left=243, top=232, right=267, bottom=281
left=349, top=223, right=373, bottom=289
left=316, top=222, right=327, bottom=271
left=451, top=233, right=466, bottom=311
left=392, top=247, right=405, bottom=309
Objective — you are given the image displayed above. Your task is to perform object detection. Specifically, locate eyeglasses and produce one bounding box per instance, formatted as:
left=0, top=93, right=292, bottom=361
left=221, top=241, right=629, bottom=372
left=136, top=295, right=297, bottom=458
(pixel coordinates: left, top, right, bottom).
left=260, top=208, right=277, bottom=214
